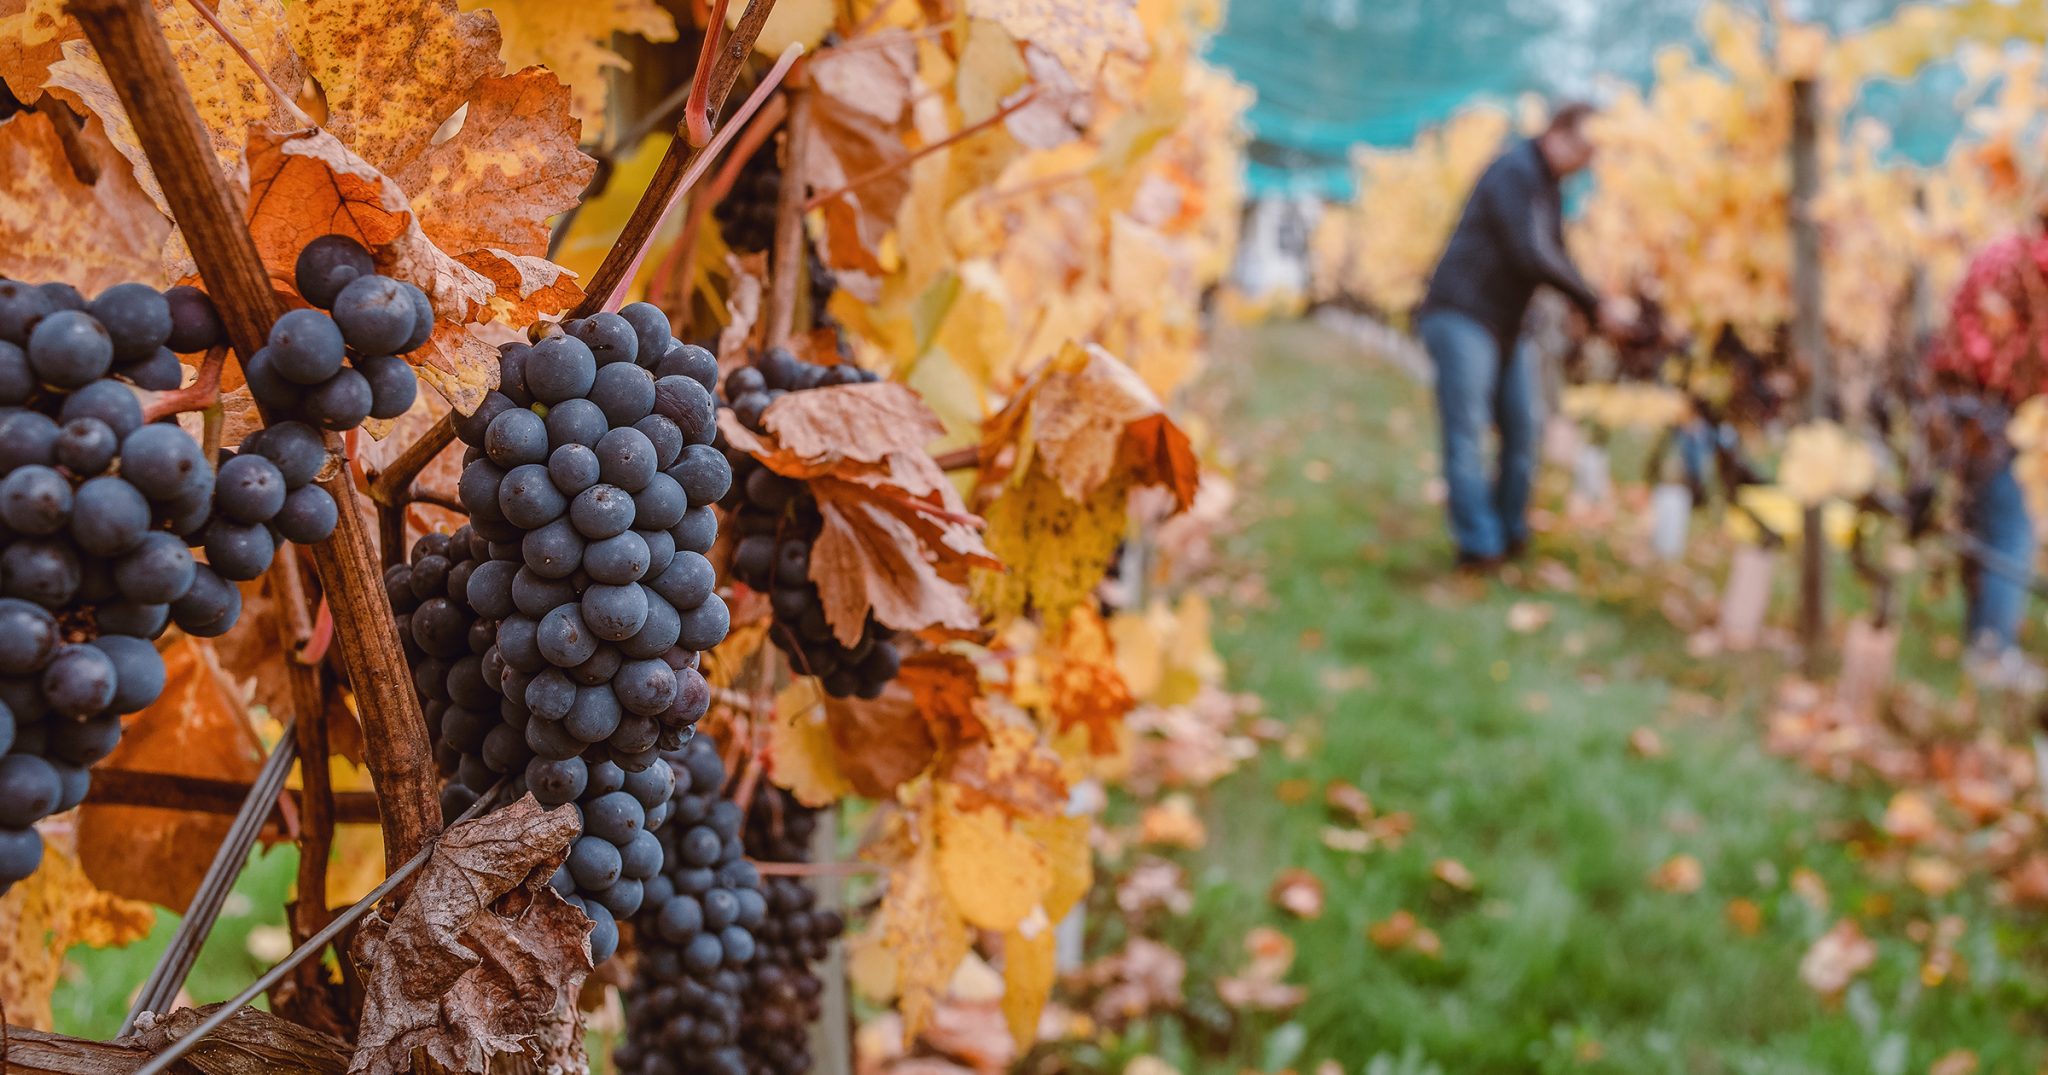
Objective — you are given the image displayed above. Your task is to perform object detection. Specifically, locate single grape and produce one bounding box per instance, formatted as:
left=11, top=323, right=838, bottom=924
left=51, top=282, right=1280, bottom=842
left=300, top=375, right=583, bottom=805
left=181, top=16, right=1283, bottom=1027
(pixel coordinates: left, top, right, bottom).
left=120, top=423, right=210, bottom=504
left=0, top=600, right=57, bottom=675
left=653, top=375, right=717, bottom=446
left=0, top=340, right=32, bottom=404
left=169, top=565, right=241, bottom=637
left=399, top=282, right=434, bottom=352
left=294, top=235, right=376, bottom=309
left=544, top=397, right=608, bottom=451
left=0, top=825, right=44, bottom=885
left=214, top=453, right=287, bottom=523
left=568, top=834, right=623, bottom=891
left=547, top=443, right=601, bottom=495
left=676, top=594, right=729, bottom=652
left=590, top=362, right=656, bottom=426
left=670, top=444, right=733, bottom=505
left=570, top=484, right=635, bottom=540
left=304, top=366, right=374, bottom=431
left=357, top=353, right=418, bottom=419
left=498, top=463, right=567, bottom=529
left=71, top=476, right=150, bottom=556
left=241, top=346, right=306, bottom=412
left=248, top=420, right=327, bottom=487
left=60, top=378, right=144, bottom=438
left=570, top=312, right=639, bottom=366
left=526, top=334, right=597, bottom=404
left=485, top=406, right=549, bottom=467
left=634, top=414, right=683, bottom=470
left=89, top=283, right=172, bottom=362
left=3, top=539, right=81, bottom=608
left=0, top=279, right=53, bottom=343
left=93, top=634, right=166, bottom=713
left=0, top=464, right=72, bottom=534
left=54, top=417, right=119, bottom=476
left=581, top=582, right=650, bottom=642
left=618, top=302, right=671, bottom=366
left=275, top=484, right=340, bottom=544
left=163, top=285, right=225, bottom=353
left=96, top=601, right=168, bottom=638
left=42, top=642, right=116, bottom=717
left=564, top=684, right=623, bottom=742
left=538, top=604, right=599, bottom=668
left=455, top=391, right=517, bottom=447
left=117, top=347, right=185, bottom=391
left=651, top=553, right=717, bottom=611
left=203, top=519, right=276, bottom=581
left=521, top=516, right=585, bottom=579
left=0, top=755, right=60, bottom=828
left=673, top=506, right=718, bottom=554
left=584, top=531, right=650, bottom=585
left=596, top=427, right=658, bottom=492
left=27, top=309, right=113, bottom=388
left=269, top=308, right=347, bottom=384
left=330, top=275, right=414, bottom=355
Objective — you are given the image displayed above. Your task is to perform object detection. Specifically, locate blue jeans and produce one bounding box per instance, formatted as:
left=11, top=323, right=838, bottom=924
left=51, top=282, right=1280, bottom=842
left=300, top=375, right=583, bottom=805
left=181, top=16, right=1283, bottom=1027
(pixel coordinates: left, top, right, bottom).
left=1419, top=310, right=1540, bottom=560
left=1968, top=461, right=2036, bottom=650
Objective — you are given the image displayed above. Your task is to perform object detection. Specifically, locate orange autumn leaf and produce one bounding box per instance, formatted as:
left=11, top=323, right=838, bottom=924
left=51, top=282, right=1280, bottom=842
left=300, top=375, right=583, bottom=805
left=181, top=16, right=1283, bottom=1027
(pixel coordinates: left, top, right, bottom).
left=393, top=67, right=593, bottom=260
left=1269, top=868, right=1325, bottom=919
left=288, top=0, right=502, bottom=172
left=898, top=650, right=989, bottom=749
left=78, top=638, right=266, bottom=911
left=944, top=713, right=1069, bottom=820
left=1649, top=853, right=1705, bottom=894
left=454, top=0, right=677, bottom=139
left=1044, top=605, right=1135, bottom=753
left=0, top=109, right=171, bottom=291
left=987, top=341, right=1197, bottom=511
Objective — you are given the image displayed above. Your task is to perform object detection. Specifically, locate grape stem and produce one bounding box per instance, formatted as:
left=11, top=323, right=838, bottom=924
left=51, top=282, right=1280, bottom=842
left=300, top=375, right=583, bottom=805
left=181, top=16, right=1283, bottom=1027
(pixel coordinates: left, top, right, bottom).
left=929, top=445, right=979, bottom=472
left=645, top=92, right=790, bottom=318
left=765, top=82, right=810, bottom=349
left=407, top=482, right=464, bottom=514
left=803, top=88, right=1040, bottom=213
left=684, top=0, right=737, bottom=147
left=366, top=411, right=456, bottom=507
left=567, top=0, right=786, bottom=318
left=602, top=43, right=806, bottom=314
left=140, top=344, right=228, bottom=421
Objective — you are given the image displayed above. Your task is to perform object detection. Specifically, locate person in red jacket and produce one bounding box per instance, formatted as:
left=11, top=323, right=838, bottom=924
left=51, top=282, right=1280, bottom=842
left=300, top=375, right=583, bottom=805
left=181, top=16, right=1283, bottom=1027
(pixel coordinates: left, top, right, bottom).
left=1931, top=227, right=2048, bottom=682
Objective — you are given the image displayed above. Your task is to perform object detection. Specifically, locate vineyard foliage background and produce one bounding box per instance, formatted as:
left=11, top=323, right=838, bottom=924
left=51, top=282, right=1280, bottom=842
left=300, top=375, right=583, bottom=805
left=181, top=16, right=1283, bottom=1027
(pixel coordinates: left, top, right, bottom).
left=0, top=0, right=1250, bottom=1064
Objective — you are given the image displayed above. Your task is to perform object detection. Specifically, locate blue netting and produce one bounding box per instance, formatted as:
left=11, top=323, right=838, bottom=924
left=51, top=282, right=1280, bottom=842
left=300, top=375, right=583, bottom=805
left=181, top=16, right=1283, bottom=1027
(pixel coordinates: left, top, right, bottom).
left=1208, top=0, right=1977, bottom=199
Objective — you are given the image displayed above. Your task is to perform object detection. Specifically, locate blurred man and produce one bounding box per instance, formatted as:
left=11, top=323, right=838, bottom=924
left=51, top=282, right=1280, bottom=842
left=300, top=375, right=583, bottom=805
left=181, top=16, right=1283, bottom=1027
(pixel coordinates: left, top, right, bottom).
left=1418, top=103, right=1628, bottom=570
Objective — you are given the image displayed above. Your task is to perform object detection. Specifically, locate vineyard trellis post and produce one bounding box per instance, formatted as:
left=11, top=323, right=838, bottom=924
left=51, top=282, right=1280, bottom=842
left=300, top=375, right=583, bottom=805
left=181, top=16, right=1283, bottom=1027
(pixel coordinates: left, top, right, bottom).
left=1790, top=77, right=1829, bottom=676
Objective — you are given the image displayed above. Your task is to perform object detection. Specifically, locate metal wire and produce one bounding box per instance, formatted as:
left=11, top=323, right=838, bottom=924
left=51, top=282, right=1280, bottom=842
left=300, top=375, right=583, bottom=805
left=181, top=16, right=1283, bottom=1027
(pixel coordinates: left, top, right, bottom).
left=128, top=781, right=507, bottom=1075
left=121, top=721, right=299, bottom=1035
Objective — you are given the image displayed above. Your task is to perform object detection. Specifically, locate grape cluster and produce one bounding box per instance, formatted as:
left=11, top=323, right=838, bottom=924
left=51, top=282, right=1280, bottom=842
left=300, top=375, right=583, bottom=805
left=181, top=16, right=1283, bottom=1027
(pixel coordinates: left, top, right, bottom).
left=614, top=737, right=767, bottom=1075
left=0, top=278, right=309, bottom=893
left=719, top=348, right=898, bottom=699
left=384, top=526, right=507, bottom=819
left=714, top=148, right=783, bottom=255
left=452, top=303, right=730, bottom=950
left=730, top=785, right=843, bottom=1075
left=244, top=235, right=424, bottom=430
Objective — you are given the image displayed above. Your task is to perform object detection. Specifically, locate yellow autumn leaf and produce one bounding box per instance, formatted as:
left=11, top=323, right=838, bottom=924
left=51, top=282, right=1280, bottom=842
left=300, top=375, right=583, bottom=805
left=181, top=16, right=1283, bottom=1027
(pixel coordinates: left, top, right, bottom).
left=974, top=460, right=1129, bottom=626
left=1000, top=914, right=1057, bottom=1049
left=769, top=681, right=855, bottom=807
left=1024, top=813, right=1092, bottom=920
left=459, top=0, right=677, bottom=137
left=876, top=825, right=970, bottom=1040
left=0, top=831, right=156, bottom=1030
left=937, top=786, right=1051, bottom=931
left=1780, top=421, right=1878, bottom=507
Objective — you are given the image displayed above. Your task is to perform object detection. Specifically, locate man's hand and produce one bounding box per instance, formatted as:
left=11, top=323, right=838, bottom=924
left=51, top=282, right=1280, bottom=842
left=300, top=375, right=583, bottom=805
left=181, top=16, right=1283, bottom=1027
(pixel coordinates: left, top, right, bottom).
left=1597, top=296, right=1638, bottom=338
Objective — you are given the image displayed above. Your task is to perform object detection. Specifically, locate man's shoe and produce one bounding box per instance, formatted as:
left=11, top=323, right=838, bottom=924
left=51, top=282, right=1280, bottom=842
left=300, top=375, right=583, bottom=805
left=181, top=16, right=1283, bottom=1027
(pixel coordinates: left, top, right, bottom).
left=1505, top=536, right=1530, bottom=561
left=1455, top=551, right=1503, bottom=576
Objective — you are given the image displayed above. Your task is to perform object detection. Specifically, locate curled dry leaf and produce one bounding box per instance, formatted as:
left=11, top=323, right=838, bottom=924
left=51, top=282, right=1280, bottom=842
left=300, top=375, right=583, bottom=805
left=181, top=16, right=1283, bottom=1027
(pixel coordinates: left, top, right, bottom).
left=720, top=384, right=998, bottom=646
left=1136, top=794, right=1205, bottom=849
left=800, top=32, right=917, bottom=274
left=348, top=796, right=591, bottom=1075
left=1725, top=897, right=1763, bottom=936
left=1798, top=918, right=1877, bottom=997
left=985, top=342, right=1198, bottom=511
left=1268, top=867, right=1325, bottom=919
left=0, top=110, right=172, bottom=291
left=825, top=681, right=940, bottom=799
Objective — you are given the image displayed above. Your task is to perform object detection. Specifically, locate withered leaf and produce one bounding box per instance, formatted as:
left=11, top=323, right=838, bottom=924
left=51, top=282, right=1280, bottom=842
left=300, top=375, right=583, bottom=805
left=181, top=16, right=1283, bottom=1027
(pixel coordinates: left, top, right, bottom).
left=460, top=0, right=678, bottom=138
left=0, top=0, right=73, bottom=98
left=963, top=0, right=1148, bottom=87
left=0, top=110, right=171, bottom=291
left=810, top=476, right=988, bottom=646
left=824, top=682, right=938, bottom=798
left=760, top=382, right=947, bottom=466
left=349, top=796, right=590, bottom=1075
left=800, top=36, right=917, bottom=273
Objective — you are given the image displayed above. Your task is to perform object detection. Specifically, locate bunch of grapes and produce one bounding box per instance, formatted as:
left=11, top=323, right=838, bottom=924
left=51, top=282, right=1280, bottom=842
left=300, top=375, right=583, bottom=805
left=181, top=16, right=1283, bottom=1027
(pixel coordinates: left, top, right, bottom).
left=731, top=784, right=843, bottom=1075
left=384, top=526, right=508, bottom=820
left=719, top=348, right=898, bottom=699
left=714, top=148, right=783, bottom=255
left=452, top=303, right=730, bottom=952
left=0, top=276, right=338, bottom=893
left=614, top=737, right=767, bottom=1075
left=243, top=235, right=424, bottom=430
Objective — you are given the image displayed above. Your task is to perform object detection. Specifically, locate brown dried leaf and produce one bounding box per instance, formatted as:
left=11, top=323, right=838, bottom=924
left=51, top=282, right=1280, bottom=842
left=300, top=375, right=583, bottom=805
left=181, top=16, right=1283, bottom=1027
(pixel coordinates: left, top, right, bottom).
left=824, top=682, right=938, bottom=799
left=800, top=36, right=916, bottom=272
left=349, top=796, right=590, bottom=1075
left=78, top=638, right=265, bottom=911
left=0, top=110, right=171, bottom=291
left=1268, top=868, right=1324, bottom=919
left=944, top=712, right=1067, bottom=820
left=811, top=477, right=988, bottom=647
left=760, top=382, right=948, bottom=467
left=1044, top=605, right=1135, bottom=753
left=1799, top=919, right=1877, bottom=997
left=0, top=0, right=73, bottom=97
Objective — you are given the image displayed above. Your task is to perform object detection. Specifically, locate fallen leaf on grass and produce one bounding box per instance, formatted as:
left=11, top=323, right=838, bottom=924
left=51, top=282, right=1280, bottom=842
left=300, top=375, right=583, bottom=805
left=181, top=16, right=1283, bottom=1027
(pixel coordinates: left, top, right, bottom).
left=2002, top=853, right=2048, bottom=906
left=1791, top=867, right=1830, bottom=910
left=1628, top=727, right=1667, bottom=758
left=1506, top=600, right=1553, bottom=633
left=1320, top=826, right=1372, bottom=854
left=349, top=796, right=590, bottom=1075
left=1907, top=856, right=1964, bottom=899
left=1137, top=795, right=1205, bottom=849
left=1366, top=910, right=1442, bottom=959
left=1931, top=1050, right=1980, bottom=1075
left=1115, top=858, right=1191, bottom=917
left=1884, top=790, right=1941, bottom=843
left=1649, top=854, right=1704, bottom=894
left=1432, top=858, right=1476, bottom=892
left=1268, top=869, right=1324, bottom=919
left=1725, top=898, right=1763, bottom=935
left=1799, top=919, right=1877, bottom=997
left=1216, top=927, right=1306, bottom=1011
left=1274, top=777, right=1312, bottom=804
left=1325, top=781, right=1372, bottom=821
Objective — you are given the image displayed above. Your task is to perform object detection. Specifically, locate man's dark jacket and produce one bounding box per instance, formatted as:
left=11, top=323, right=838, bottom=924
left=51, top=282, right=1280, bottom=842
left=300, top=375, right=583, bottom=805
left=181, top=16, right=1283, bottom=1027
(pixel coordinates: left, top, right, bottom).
left=1420, top=138, right=1600, bottom=348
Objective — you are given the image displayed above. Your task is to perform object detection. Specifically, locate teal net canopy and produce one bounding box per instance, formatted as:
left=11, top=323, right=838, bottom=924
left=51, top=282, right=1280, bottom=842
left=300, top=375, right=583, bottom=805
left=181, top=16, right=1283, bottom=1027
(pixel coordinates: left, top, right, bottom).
left=1207, top=0, right=1978, bottom=200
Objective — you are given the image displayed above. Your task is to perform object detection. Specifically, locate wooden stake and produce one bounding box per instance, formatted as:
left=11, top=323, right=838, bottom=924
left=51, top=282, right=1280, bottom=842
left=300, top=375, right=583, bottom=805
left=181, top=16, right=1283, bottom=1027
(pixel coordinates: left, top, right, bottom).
left=69, top=0, right=439, bottom=870
left=1790, top=78, right=1829, bottom=677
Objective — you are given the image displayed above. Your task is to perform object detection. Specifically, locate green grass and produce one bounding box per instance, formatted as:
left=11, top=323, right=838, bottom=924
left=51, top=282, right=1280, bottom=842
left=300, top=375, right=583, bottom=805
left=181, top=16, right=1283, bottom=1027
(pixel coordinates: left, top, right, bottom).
left=1092, top=321, right=2048, bottom=1074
